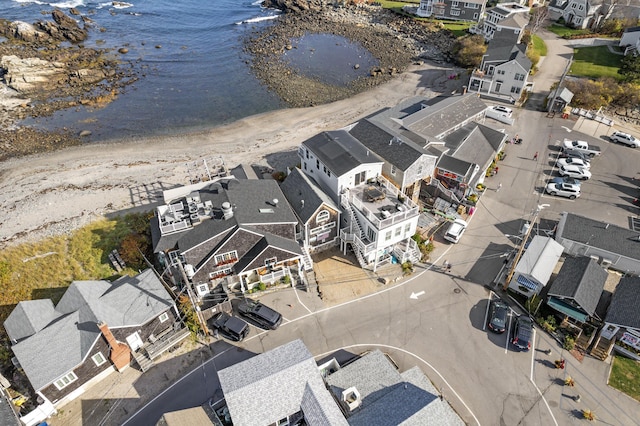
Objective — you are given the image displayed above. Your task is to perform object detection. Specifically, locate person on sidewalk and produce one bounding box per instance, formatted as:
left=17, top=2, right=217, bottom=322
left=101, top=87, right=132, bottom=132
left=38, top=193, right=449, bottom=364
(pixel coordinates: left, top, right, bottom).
left=533, top=151, right=539, bottom=161
left=497, top=183, right=502, bottom=192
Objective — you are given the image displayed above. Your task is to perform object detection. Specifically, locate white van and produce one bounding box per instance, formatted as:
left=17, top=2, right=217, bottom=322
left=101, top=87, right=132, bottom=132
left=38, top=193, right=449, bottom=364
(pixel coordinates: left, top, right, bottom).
left=444, top=219, right=468, bottom=244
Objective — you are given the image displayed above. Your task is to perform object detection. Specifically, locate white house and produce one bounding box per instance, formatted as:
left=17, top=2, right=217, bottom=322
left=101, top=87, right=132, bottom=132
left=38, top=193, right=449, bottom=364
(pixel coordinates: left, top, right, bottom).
left=299, top=131, right=421, bottom=270
left=416, top=0, right=485, bottom=22
left=548, top=0, right=606, bottom=29
left=508, top=236, right=565, bottom=296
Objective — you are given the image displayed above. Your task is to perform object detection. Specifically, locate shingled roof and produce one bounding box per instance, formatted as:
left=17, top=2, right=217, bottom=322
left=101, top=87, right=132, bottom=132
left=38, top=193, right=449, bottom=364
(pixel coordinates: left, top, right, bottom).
left=4, top=270, right=173, bottom=391
left=605, top=276, right=640, bottom=329
left=548, top=256, right=607, bottom=317
left=280, top=167, right=339, bottom=224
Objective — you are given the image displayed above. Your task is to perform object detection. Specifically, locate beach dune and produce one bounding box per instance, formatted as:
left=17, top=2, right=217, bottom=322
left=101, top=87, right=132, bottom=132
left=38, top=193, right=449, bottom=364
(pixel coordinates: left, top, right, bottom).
left=0, top=61, right=464, bottom=247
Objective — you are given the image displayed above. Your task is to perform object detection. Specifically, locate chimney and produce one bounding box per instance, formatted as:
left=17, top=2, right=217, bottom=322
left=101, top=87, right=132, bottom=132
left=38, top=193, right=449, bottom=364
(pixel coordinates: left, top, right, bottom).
left=98, top=322, right=131, bottom=372
left=341, top=387, right=362, bottom=411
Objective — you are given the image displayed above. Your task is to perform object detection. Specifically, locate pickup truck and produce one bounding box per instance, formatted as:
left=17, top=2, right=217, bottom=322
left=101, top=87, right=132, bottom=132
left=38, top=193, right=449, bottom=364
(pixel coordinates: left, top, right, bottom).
left=562, top=139, right=601, bottom=157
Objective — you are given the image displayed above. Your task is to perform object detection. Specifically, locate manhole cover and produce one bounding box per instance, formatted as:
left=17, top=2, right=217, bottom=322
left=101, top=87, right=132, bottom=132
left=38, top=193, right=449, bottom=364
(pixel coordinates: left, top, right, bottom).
left=453, top=288, right=461, bottom=294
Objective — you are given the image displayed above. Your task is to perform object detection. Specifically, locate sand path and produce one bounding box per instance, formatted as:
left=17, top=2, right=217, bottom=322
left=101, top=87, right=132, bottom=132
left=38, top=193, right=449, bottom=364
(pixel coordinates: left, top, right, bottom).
left=0, top=62, right=464, bottom=247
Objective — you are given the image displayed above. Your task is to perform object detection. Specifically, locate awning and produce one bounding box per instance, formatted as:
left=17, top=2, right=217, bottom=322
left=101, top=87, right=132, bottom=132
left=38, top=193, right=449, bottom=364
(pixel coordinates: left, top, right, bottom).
left=547, top=297, right=588, bottom=323
left=516, top=274, right=538, bottom=291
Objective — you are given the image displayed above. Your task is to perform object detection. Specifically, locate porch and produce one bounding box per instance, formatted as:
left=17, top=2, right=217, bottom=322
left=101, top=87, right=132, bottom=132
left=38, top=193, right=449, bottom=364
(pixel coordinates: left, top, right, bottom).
left=133, top=323, right=191, bottom=372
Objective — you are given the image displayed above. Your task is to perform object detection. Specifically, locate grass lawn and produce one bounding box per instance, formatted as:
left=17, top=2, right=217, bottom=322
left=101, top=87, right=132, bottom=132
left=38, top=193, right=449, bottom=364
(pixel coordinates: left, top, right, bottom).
left=570, top=46, right=623, bottom=80
left=532, top=34, right=547, bottom=56
left=548, top=24, right=592, bottom=38
left=441, top=20, right=472, bottom=38
left=0, top=214, right=151, bottom=335
left=609, top=355, right=640, bottom=401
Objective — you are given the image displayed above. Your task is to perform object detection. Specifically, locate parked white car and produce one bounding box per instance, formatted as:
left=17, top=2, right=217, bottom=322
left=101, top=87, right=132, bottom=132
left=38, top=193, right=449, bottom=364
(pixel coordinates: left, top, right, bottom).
left=610, top=131, right=640, bottom=147
left=556, top=157, right=591, bottom=170
left=559, top=165, right=592, bottom=180
left=444, top=219, right=468, bottom=244
left=489, top=105, right=513, bottom=118
left=545, top=182, right=581, bottom=199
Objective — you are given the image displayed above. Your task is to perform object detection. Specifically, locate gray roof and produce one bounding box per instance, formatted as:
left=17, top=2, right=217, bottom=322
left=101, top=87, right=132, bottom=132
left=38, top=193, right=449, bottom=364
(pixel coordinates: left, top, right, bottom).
left=6, top=269, right=173, bottom=391
left=280, top=167, right=339, bottom=224
left=401, top=94, right=488, bottom=140
left=3, top=299, right=57, bottom=342
left=326, top=350, right=464, bottom=426
left=624, top=26, right=640, bottom=33
left=556, top=212, right=640, bottom=261
left=349, top=119, right=431, bottom=171
left=515, top=236, right=564, bottom=284
left=484, top=43, right=531, bottom=71
left=548, top=257, right=607, bottom=316
left=302, top=130, right=383, bottom=177
left=498, top=13, right=529, bottom=30
left=605, top=276, right=640, bottom=329
left=444, top=122, right=507, bottom=170
left=349, top=367, right=465, bottom=426
left=218, top=339, right=347, bottom=426
left=234, top=231, right=303, bottom=274
left=0, top=388, right=20, bottom=426
left=436, top=155, right=474, bottom=178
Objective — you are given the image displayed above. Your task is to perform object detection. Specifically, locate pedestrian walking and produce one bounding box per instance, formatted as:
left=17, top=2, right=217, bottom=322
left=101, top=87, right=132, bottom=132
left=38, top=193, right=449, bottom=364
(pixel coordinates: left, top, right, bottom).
left=446, top=263, right=452, bottom=272
left=497, top=183, right=502, bottom=192
left=533, top=151, right=539, bottom=161
left=494, top=166, right=499, bottom=175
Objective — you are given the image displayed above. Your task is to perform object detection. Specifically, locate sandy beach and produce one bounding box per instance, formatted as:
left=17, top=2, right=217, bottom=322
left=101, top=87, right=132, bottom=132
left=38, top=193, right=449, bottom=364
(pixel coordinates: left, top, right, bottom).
left=0, top=61, right=465, bottom=247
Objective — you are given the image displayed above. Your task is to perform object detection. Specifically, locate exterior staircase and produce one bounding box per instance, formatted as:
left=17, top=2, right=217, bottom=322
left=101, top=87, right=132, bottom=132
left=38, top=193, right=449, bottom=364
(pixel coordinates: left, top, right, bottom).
left=590, top=336, right=614, bottom=361
left=300, top=245, right=313, bottom=272
left=133, top=351, right=154, bottom=372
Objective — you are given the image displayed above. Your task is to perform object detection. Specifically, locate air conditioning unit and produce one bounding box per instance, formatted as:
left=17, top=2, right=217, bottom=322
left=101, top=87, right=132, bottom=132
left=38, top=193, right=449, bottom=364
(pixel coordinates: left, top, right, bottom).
left=600, top=259, right=612, bottom=269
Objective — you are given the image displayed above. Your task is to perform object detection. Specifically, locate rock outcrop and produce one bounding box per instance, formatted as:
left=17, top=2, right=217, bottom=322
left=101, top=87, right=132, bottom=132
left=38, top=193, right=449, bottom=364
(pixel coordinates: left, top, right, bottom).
left=261, top=0, right=329, bottom=13
left=1, top=56, right=68, bottom=94
left=0, top=9, right=87, bottom=44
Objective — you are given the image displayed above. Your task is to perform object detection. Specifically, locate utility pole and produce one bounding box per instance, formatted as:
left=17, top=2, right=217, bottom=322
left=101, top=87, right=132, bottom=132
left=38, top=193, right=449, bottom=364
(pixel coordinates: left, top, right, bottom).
left=177, top=260, right=210, bottom=336
left=503, top=204, right=549, bottom=291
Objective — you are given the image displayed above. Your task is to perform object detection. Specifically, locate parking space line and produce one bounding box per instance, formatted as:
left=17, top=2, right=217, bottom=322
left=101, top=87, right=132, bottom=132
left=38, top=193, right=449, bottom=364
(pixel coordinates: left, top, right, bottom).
left=530, top=328, right=536, bottom=381
left=483, top=291, right=493, bottom=331
left=505, top=313, right=513, bottom=354
left=293, top=287, right=312, bottom=314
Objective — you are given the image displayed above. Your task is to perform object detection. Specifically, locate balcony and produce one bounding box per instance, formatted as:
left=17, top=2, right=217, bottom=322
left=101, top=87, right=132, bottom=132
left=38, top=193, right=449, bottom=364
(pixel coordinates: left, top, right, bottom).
left=342, top=176, right=419, bottom=230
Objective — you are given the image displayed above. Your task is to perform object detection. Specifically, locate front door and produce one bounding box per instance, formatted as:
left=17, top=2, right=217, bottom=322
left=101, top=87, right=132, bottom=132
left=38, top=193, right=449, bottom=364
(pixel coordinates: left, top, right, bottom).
left=126, top=332, right=144, bottom=351
left=495, top=81, right=502, bottom=92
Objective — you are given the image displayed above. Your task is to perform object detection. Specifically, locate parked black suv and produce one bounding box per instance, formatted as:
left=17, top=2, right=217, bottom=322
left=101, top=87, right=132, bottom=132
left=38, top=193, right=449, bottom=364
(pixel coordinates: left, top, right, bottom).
left=210, top=312, right=249, bottom=342
left=512, top=315, right=534, bottom=351
left=237, top=300, right=282, bottom=330
left=488, top=300, right=509, bottom=334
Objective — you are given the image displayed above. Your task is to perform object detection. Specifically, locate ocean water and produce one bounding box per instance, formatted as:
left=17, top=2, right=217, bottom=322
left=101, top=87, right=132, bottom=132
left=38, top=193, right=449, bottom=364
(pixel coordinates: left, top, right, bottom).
left=3, top=0, right=286, bottom=140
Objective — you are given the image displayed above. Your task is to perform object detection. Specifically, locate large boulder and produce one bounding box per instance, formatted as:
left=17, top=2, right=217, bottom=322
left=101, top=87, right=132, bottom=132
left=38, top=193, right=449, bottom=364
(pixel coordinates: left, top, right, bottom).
left=4, top=21, right=49, bottom=43
left=1, top=55, right=68, bottom=94
left=36, top=9, right=88, bottom=43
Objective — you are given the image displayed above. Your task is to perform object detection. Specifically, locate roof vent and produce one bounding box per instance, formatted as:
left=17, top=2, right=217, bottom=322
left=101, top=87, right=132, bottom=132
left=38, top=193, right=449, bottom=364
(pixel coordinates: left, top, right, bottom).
left=221, top=201, right=233, bottom=220
left=301, top=199, right=304, bottom=208
left=272, top=198, right=279, bottom=206
left=341, top=387, right=361, bottom=412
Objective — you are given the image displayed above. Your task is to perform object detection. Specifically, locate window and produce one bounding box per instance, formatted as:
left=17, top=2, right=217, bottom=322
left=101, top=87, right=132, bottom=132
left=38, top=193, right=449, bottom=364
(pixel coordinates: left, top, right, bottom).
left=452, top=1, right=459, bottom=7
left=327, top=169, right=331, bottom=177
left=450, top=9, right=460, bottom=16
left=215, top=251, right=238, bottom=265
left=265, top=257, right=277, bottom=267
left=316, top=210, right=330, bottom=223
left=92, top=352, right=107, bottom=367
left=323, top=166, right=327, bottom=174
left=159, top=312, right=169, bottom=323
left=417, top=165, right=423, bottom=175
left=303, top=162, right=307, bottom=170
left=497, top=69, right=505, bottom=75
left=385, top=231, right=392, bottom=241
left=395, top=227, right=402, bottom=237
left=474, top=13, right=478, bottom=19
left=578, top=4, right=583, bottom=9
left=54, top=372, right=78, bottom=390
left=366, top=227, right=376, bottom=242
left=390, top=165, right=397, bottom=175
left=305, top=149, right=309, bottom=159
left=405, top=223, right=412, bottom=234
left=510, top=86, right=521, bottom=94
left=514, top=73, right=525, bottom=81
left=316, top=159, right=320, bottom=170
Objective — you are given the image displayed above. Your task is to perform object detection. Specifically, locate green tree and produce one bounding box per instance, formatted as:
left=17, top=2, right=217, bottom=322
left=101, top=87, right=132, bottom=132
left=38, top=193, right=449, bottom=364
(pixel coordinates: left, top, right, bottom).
left=453, top=35, right=487, bottom=68
left=619, top=54, right=640, bottom=82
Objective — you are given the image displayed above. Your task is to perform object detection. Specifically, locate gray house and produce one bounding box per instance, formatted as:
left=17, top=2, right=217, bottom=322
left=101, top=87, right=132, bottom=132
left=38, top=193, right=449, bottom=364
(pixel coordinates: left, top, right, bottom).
left=281, top=167, right=341, bottom=254
left=218, top=339, right=348, bottom=426
left=508, top=236, right=565, bottom=296
left=348, top=117, right=438, bottom=203
left=469, top=40, right=532, bottom=101
left=217, top=339, right=464, bottom=426
left=3, top=270, right=180, bottom=417
left=546, top=256, right=607, bottom=324
left=416, top=0, right=485, bottom=22
left=469, top=2, right=530, bottom=42
left=151, top=178, right=303, bottom=294
left=594, top=276, right=640, bottom=360
left=555, top=212, right=640, bottom=274
left=548, top=0, right=606, bottom=29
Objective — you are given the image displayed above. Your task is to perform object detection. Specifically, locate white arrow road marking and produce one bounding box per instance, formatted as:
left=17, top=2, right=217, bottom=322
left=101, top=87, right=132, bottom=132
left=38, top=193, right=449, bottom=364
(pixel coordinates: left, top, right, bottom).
left=410, top=291, right=425, bottom=300
left=562, top=126, right=572, bottom=133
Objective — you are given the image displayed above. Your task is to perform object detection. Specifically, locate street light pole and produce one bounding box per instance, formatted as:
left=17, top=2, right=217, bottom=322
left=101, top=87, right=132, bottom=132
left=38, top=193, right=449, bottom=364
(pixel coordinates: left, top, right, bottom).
left=502, top=204, right=549, bottom=291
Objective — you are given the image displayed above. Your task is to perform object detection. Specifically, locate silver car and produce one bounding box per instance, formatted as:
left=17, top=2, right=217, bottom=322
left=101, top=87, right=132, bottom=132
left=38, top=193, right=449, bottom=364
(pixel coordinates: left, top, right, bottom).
left=611, top=131, right=640, bottom=147
left=559, top=165, right=592, bottom=180
left=545, top=182, right=581, bottom=199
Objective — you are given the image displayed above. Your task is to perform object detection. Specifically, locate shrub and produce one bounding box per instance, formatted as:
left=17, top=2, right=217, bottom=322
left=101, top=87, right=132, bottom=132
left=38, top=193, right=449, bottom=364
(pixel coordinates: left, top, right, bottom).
left=402, top=261, right=414, bottom=275
left=563, top=335, right=576, bottom=351
left=282, top=275, right=291, bottom=285
left=258, top=282, right=267, bottom=291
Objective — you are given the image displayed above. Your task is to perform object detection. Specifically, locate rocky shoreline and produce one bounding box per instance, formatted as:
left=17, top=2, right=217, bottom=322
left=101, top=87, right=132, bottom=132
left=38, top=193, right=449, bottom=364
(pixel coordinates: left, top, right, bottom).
left=244, top=4, right=456, bottom=107
left=0, top=8, right=138, bottom=161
